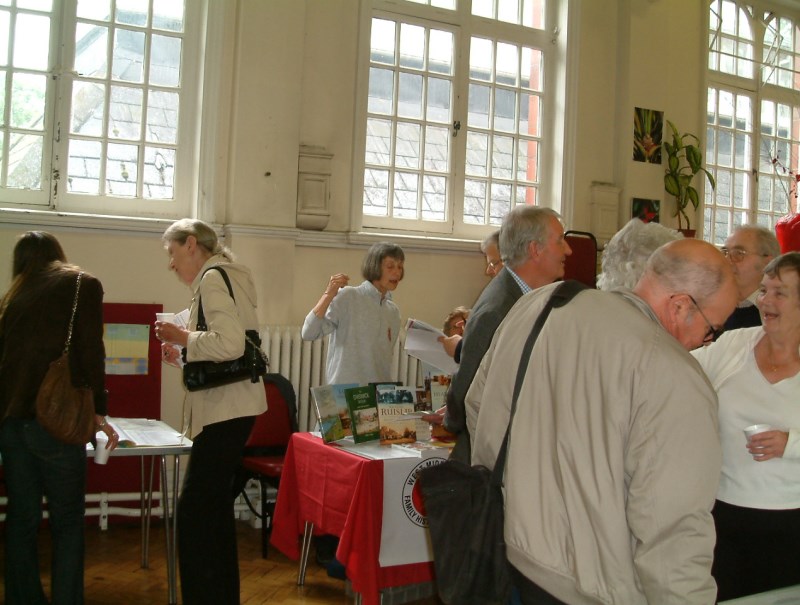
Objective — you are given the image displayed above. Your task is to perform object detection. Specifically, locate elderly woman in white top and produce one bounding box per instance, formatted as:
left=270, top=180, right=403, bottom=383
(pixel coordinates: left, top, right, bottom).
left=155, top=219, right=266, bottom=605
left=692, top=252, right=800, bottom=601
left=302, top=241, right=404, bottom=385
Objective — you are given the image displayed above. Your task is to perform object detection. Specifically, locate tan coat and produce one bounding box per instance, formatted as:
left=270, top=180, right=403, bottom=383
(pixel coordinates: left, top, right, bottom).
left=184, top=255, right=266, bottom=436
left=467, top=283, right=720, bottom=604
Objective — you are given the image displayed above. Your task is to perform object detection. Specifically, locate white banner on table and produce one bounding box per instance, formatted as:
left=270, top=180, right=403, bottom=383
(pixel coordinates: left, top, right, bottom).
left=378, top=454, right=447, bottom=567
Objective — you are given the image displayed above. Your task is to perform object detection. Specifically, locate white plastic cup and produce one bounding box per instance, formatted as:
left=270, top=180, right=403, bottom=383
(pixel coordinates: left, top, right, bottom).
left=156, top=312, right=176, bottom=323
left=743, top=424, right=773, bottom=441
left=94, top=436, right=112, bottom=465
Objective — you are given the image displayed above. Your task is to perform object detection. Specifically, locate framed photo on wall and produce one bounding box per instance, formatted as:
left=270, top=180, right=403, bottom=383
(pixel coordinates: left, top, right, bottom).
left=631, top=198, right=660, bottom=223
left=633, top=107, right=663, bottom=163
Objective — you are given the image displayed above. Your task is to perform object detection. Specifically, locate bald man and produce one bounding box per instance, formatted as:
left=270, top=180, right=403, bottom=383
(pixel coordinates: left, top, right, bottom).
left=467, top=239, right=738, bottom=605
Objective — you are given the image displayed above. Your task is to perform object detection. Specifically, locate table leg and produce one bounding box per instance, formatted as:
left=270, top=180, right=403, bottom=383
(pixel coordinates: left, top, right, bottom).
left=297, top=520, right=314, bottom=586
left=144, top=456, right=155, bottom=567
left=162, top=455, right=179, bottom=605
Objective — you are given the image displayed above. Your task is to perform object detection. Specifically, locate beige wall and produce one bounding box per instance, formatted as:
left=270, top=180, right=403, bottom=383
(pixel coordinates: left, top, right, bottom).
left=0, top=0, right=711, bottom=423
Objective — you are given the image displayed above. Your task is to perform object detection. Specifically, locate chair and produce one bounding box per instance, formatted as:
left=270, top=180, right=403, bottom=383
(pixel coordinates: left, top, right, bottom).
left=563, top=230, right=599, bottom=288
left=239, top=373, right=298, bottom=558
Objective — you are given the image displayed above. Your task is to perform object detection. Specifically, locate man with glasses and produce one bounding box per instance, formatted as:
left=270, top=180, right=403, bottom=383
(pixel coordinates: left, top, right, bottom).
left=721, top=225, right=780, bottom=331
left=467, top=239, right=738, bottom=605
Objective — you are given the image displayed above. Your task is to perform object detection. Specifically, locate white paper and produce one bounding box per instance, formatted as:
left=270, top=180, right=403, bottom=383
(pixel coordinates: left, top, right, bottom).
left=404, top=318, right=458, bottom=375
left=106, top=417, right=187, bottom=447
left=161, top=309, right=189, bottom=367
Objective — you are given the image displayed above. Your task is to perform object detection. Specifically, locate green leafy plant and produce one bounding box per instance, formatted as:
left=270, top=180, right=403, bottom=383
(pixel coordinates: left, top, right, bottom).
left=663, top=120, right=716, bottom=231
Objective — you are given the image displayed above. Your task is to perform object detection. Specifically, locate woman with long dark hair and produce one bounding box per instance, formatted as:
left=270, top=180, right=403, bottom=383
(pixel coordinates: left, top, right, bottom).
left=0, top=231, right=116, bottom=605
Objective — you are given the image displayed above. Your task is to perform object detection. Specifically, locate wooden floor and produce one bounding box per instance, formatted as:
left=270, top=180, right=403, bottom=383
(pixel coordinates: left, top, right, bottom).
left=0, top=519, right=440, bottom=605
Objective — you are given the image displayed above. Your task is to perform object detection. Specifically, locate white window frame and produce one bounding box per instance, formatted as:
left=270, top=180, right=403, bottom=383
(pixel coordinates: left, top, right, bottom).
left=351, top=0, right=568, bottom=240
left=704, top=0, right=800, bottom=245
left=0, top=0, right=206, bottom=221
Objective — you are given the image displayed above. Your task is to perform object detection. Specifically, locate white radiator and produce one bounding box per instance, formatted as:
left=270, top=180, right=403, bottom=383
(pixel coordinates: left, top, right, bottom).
left=260, top=326, right=422, bottom=431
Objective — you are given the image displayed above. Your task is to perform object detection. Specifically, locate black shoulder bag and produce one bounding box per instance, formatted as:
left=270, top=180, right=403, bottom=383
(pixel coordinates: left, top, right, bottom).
left=418, top=280, right=586, bottom=605
left=182, top=266, right=269, bottom=392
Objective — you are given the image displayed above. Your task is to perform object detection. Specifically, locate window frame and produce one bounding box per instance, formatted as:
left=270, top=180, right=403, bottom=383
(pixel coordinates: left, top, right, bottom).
left=351, top=0, right=567, bottom=240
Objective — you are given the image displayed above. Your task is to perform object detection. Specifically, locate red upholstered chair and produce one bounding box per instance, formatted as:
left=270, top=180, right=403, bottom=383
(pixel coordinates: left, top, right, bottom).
left=239, top=373, right=298, bottom=558
left=564, top=230, right=599, bottom=288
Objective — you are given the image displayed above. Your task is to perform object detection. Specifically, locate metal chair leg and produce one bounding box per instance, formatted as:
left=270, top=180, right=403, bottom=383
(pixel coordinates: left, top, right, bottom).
left=260, top=478, right=269, bottom=558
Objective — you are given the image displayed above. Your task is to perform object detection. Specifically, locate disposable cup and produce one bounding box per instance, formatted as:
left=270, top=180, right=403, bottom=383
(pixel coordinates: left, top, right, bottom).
left=743, top=424, right=772, bottom=441
left=94, top=436, right=112, bottom=465
left=156, top=312, right=176, bottom=323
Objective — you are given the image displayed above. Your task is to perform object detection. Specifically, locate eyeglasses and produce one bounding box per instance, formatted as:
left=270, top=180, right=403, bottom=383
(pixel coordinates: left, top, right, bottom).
left=720, top=247, right=768, bottom=263
left=687, top=294, right=724, bottom=343
left=486, top=259, right=502, bottom=269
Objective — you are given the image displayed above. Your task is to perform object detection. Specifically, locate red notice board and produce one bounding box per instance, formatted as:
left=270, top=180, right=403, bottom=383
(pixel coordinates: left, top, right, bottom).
left=86, top=302, right=163, bottom=499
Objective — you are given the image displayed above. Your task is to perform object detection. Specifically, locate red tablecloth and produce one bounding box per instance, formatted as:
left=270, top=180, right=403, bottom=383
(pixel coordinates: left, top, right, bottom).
left=270, top=433, right=434, bottom=605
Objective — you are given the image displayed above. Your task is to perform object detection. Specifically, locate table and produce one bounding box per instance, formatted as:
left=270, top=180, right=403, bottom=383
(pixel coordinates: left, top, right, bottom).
left=87, top=419, right=192, bottom=605
left=270, top=433, right=436, bottom=605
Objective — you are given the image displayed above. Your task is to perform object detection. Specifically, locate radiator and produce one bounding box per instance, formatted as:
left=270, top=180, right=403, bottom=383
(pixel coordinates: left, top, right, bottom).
left=260, top=326, right=423, bottom=431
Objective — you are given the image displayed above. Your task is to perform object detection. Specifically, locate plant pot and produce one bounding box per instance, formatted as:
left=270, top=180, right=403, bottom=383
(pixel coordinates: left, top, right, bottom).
left=678, top=228, right=696, bottom=238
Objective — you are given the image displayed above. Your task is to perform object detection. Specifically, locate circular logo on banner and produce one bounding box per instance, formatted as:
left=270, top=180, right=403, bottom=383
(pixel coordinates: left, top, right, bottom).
left=402, top=457, right=445, bottom=528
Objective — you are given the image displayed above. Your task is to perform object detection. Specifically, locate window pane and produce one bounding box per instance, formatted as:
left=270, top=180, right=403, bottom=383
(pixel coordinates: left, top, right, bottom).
left=522, top=47, right=542, bottom=91
left=363, top=168, right=389, bottom=216
left=399, top=23, right=424, bottom=70
left=472, top=0, right=492, bottom=19
left=492, top=135, right=513, bottom=179
left=368, top=67, right=394, bottom=114
left=106, top=142, right=138, bottom=196
left=19, top=0, right=52, bottom=9
left=71, top=80, right=106, bottom=136
left=470, top=38, right=492, bottom=82
left=494, top=88, right=515, bottom=132
left=424, top=125, right=448, bottom=172
left=489, top=182, right=511, bottom=222
left=0, top=11, right=10, bottom=67
left=523, top=0, right=544, bottom=29
left=517, top=139, right=538, bottom=182
left=146, top=90, right=178, bottom=144
left=496, top=42, right=517, bottom=86
left=77, top=0, right=110, bottom=21
left=75, top=23, right=109, bottom=78
left=394, top=171, right=419, bottom=218
left=10, top=73, right=45, bottom=130
left=426, top=77, right=450, bottom=122
left=14, top=13, right=49, bottom=70
left=463, top=178, right=487, bottom=223
left=150, top=34, right=181, bottom=87
left=116, top=0, right=148, bottom=27
left=68, top=139, right=102, bottom=194
left=421, top=174, right=445, bottom=220
left=519, top=92, right=539, bottom=136
left=371, top=19, right=395, bottom=65
left=109, top=85, right=142, bottom=140
left=144, top=145, right=173, bottom=198
left=112, top=28, right=145, bottom=82
left=395, top=121, right=421, bottom=169
left=428, top=29, right=452, bottom=75
left=497, top=0, right=519, bottom=25
left=153, top=0, right=184, bottom=32
left=466, top=131, right=489, bottom=176
left=397, top=72, right=422, bottom=119
left=8, top=132, right=41, bottom=189
left=468, top=83, right=490, bottom=128
left=365, top=118, right=392, bottom=165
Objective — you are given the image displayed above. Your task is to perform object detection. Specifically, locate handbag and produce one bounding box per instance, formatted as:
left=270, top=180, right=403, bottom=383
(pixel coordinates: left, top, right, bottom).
left=35, top=272, right=97, bottom=445
left=418, top=280, right=586, bottom=605
left=182, top=266, right=269, bottom=392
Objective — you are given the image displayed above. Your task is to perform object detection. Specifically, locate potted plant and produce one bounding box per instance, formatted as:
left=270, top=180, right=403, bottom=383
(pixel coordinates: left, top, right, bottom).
left=663, top=120, right=716, bottom=235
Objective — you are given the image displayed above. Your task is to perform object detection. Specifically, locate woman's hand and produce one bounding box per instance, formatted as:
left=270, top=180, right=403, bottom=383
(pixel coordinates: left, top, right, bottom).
left=748, top=430, right=789, bottom=461
left=161, top=342, right=182, bottom=367
left=95, top=415, right=120, bottom=451
left=324, top=273, right=349, bottom=299
left=421, top=406, right=446, bottom=425
left=155, top=321, right=189, bottom=348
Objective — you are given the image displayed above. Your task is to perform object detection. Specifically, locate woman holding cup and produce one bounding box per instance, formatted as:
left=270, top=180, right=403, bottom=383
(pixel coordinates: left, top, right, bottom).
left=692, top=252, right=800, bottom=601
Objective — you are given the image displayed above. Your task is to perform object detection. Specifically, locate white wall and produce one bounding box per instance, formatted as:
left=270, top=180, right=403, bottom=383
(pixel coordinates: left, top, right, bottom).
left=0, top=0, right=712, bottom=425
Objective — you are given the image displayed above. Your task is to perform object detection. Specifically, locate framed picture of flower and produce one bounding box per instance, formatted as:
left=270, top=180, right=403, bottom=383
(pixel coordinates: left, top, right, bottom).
left=633, top=107, right=663, bottom=163
left=632, top=198, right=660, bottom=223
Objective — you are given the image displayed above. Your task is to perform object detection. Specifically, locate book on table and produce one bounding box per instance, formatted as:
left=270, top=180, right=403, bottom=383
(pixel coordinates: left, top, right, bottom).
left=310, top=383, right=358, bottom=443
left=344, top=386, right=381, bottom=444
left=375, top=384, right=420, bottom=445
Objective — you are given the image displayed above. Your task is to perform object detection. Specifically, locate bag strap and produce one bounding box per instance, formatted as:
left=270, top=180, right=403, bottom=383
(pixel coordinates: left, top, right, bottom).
left=63, top=272, right=84, bottom=354
left=491, top=280, right=587, bottom=486
left=196, top=266, right=235, bottom=331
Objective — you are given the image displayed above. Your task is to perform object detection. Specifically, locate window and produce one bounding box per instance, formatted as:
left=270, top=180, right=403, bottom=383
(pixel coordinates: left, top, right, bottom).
left=356, top=0, right=564, bottom=237
left=705, top=0, right=800, bottom=244
left=0, top=0, right=201, bottom=219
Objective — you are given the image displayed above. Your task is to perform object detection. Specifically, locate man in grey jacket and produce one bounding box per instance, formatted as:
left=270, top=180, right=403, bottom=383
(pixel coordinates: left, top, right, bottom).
left=467, top=239, right=738, bottom=604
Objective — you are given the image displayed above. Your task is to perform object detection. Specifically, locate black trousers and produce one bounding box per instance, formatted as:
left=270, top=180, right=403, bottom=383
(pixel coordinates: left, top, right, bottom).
left=177, top=415, right=255, bottom=605
left=511, top=566, right=567, bottom=605
left=712, top=499, right=800, bottom=602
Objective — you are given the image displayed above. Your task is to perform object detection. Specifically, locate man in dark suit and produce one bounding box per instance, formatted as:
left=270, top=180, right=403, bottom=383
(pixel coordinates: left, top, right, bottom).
left=721, top=225, right=779, bottom=331
left=443, top=206, right=572, bottom=463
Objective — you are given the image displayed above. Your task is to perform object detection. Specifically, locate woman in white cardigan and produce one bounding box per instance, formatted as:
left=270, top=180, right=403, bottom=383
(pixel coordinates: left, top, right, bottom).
left=692, top=252, right=800, bottom=602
